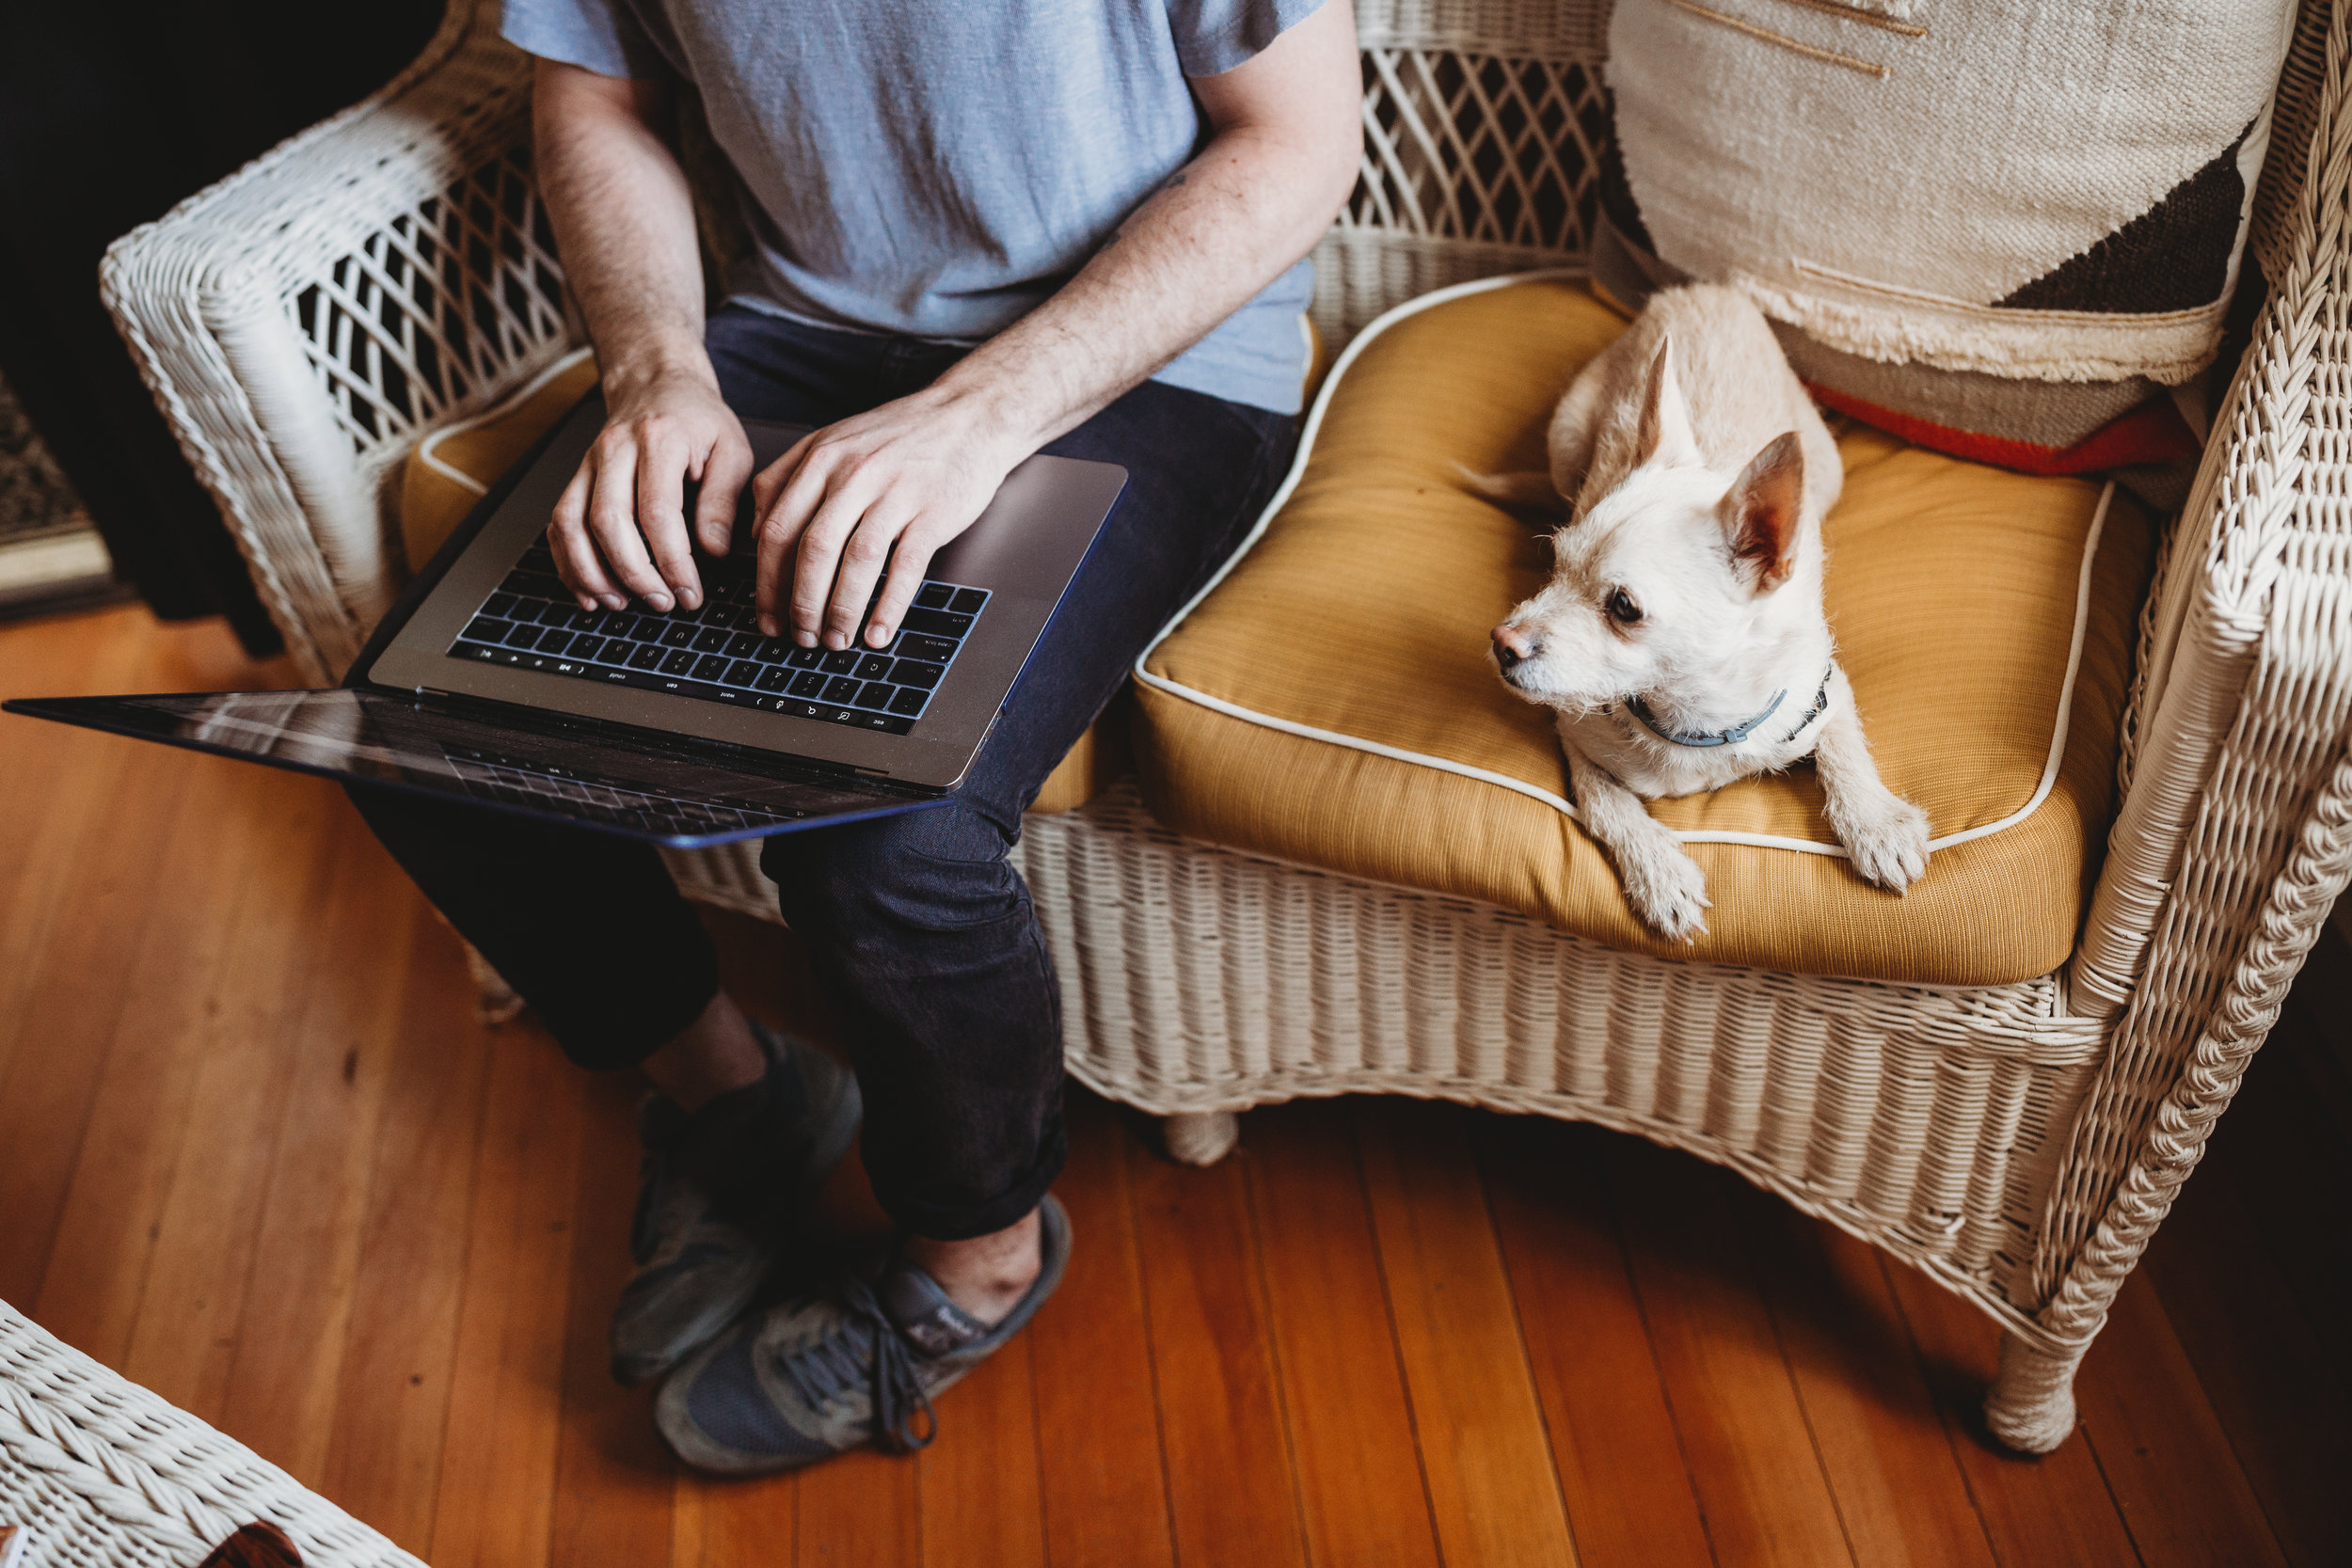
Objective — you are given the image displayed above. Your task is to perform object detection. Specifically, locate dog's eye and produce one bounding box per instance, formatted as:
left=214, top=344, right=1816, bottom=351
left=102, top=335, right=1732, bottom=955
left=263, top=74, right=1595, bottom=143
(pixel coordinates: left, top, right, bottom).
left=1606, top=589, right=1644, bottom=626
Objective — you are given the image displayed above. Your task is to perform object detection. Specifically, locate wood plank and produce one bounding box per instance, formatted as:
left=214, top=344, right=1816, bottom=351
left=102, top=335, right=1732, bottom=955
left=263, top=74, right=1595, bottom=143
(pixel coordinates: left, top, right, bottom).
left=1734, top=1184, right=1998, bottom=1568
left=672, top=1470, right=797, bottom=1568
left=2140, top=1065, right=2352, bottom=1568
left=1480, top=1117, right=1714, bottom=1568
left=211, top=816, right=422, bottom=1485
left=114, top=768, right=343, bottom=1426
left=429, top=1009, right=592, bottom=1568
left=0, top=610, right=147, bottom=964
left=2072, top=1271, right=2287, bottom=1568
left=0, top=611, right=213, bottom=938
left=0, top=611, right=287, bottom=1309
left=1354, top=1100, right=1581, bottom=1568
left=1026, top=1093, right=1178, bottom=1568
left=1877, top=1259, right=2139, bottom=1568
left=795, top=1446, right=919, bottom=1568
left=1125, top=1105, right=1311, bottom=1568
left=8, top=606, right=2347, bottom=1566
left=548, top=1073, right=678, bottom=1568
left=917, top=1330, right=1047, bottom=1567
left=315, top=898, right=497, bottom=1557
left=1244, top=1100, right=1443, bottom=1568
left=1601, top=1134, right=1854, bottom=1568
left=25, top=745, right=277, bottom=1361
left=0, top=728, right=191, bottom=1308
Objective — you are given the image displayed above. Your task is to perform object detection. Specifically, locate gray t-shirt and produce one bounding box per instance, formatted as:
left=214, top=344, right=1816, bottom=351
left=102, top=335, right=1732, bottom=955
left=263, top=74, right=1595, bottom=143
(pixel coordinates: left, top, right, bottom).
left=504, top=0, right=1325, bottom=414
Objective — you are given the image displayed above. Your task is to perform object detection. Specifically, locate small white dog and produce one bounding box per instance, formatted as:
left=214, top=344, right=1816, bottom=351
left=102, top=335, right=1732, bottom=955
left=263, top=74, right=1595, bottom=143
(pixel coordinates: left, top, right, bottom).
left=1486, top=285, right=1930, bottom=940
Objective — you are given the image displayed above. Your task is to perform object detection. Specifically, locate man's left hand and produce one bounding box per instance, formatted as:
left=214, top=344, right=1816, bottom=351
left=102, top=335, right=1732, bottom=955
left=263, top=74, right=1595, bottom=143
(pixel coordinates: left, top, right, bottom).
left=747, top=388, right=1029, bottom=650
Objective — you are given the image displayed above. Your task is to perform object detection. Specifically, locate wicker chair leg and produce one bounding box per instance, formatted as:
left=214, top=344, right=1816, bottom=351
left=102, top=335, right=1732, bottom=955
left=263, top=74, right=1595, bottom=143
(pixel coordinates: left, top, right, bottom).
left=1983, top=1331, right=2083, bottom=1453
left=1163, top=1111, right=1241, bottom=1166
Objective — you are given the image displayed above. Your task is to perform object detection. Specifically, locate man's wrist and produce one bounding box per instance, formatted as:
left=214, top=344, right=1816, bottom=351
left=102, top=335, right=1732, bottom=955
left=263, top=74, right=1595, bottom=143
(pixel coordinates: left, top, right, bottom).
left=921, top=361, right=1062, bottom=464
left=596, top=333, right=720, bottom=407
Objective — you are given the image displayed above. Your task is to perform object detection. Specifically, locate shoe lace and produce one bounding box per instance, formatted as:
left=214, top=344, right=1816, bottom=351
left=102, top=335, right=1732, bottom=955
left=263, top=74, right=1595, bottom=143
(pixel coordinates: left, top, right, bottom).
left=775, top=1275, right=939, bottom=1454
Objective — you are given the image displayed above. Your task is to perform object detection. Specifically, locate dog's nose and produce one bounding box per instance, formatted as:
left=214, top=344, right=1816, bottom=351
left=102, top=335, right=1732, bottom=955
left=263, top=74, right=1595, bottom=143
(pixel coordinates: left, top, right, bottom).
left=1492, top=623, right=1536, bottom=670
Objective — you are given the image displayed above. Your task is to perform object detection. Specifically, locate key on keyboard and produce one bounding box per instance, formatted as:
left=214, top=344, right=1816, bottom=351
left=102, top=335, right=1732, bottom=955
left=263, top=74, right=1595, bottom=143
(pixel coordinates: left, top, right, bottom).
left=446, top=535, right=993, bottom=736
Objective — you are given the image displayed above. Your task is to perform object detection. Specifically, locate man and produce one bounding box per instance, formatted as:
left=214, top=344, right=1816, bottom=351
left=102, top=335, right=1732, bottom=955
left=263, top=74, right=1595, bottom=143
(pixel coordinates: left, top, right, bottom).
left=349, top=0, right=1360, bottom=1474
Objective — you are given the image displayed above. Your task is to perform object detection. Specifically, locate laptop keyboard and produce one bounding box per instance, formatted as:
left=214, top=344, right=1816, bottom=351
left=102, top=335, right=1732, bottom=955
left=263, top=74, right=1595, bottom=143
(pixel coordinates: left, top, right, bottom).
left=445, top=748, right=802, bottom=835
left=445, top=536, right=990, bottom=736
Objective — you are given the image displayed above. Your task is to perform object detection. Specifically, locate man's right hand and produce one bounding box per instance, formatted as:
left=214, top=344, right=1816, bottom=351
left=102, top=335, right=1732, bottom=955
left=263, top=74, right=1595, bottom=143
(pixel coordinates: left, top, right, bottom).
left=546, top=368, right=755, bottom=614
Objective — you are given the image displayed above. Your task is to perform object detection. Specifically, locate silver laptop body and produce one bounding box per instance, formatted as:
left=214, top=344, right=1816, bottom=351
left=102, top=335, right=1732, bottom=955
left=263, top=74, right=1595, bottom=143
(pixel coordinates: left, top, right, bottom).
left=3, top=394, right=1124, bottom=847
left=368, top=396, right=1126, bottom=792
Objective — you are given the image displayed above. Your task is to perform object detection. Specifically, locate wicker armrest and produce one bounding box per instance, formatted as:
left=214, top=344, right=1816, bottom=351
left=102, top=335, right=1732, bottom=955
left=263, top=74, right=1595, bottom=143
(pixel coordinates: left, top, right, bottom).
left=1988, top=0, right=2352, bottom=1442
left=98, top=0, right=569, bottom=681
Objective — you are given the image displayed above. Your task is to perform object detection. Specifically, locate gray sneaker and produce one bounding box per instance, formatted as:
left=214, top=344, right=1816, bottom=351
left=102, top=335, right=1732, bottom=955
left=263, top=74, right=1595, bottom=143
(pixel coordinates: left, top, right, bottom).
left=609, top=1023, right=862, bottom=1386
left=653, top=1195, right=1072, bottom=1475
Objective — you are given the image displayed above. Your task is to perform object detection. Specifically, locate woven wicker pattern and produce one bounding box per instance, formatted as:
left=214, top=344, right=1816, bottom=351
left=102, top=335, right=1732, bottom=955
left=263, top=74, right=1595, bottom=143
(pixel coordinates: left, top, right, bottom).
left=2253, top=0, right=2337, bottom=283
left=1355, top=0, right=1608, bottom=55
left=1973, top=0, right=2352, bottom=1441
left=98, top=0, right=2352, bottom=1458
left=0, top=1303, right=423, bottom=1568
left=1349, top=50, right=1602, bottom=246
left=296, top=148, right=569, bottom=459
left=99, top=0, right=545, bottom=680
left=1316, top=11, right=1609, bottom=337
left=1027, top=786, right=2108, bottom=1327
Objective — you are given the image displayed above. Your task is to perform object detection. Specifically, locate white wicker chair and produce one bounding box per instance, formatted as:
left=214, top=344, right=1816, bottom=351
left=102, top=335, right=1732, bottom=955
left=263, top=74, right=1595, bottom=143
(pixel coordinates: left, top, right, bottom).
left=0, top=1302, right=425, bottom=1568
left=98, top=0, right=2352, bottom=1455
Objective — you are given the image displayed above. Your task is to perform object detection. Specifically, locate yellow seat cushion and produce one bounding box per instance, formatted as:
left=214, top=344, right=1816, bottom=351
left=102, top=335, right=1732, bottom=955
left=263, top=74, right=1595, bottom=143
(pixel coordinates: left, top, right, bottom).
left=1134, top=277, right=2154, bottom=986
left=394, top=349, right=1121, bottom=814
left=399, top=351, right=603, bottom=572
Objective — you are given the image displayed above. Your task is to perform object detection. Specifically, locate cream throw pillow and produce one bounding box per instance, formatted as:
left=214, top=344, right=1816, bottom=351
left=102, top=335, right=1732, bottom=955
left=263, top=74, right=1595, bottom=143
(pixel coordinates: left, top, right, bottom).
left=1596, top=0, right=2300, bottom=471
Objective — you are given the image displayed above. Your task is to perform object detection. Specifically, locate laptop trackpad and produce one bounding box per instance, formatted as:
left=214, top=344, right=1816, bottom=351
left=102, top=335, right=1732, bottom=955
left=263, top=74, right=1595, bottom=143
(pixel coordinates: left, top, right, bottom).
left=1, top=689, right=943, bottom=847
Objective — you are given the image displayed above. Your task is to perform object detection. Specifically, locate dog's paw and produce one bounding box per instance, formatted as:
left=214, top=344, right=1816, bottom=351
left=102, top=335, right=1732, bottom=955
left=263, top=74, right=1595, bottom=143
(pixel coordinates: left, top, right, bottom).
left=1622, top=843, right=1712, bottom=941
left=1841, top=795, right=1931, bottom=892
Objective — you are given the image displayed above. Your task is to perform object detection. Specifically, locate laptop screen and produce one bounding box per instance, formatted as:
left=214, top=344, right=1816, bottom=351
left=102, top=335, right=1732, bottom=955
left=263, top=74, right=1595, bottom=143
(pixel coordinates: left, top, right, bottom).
left=0, top=689, right=942, bottom=847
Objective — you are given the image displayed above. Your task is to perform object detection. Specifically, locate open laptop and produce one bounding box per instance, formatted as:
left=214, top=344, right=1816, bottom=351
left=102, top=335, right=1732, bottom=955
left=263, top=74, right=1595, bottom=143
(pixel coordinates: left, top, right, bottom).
left=1, top=394, right=1126, bottom=847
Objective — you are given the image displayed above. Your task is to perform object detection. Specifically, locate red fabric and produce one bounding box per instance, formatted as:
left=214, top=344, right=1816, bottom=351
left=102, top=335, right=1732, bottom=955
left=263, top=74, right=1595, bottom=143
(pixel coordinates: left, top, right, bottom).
left=1805, top=384, right=2201, bottom=476
left=196, top=1522, right=304, bottom=1568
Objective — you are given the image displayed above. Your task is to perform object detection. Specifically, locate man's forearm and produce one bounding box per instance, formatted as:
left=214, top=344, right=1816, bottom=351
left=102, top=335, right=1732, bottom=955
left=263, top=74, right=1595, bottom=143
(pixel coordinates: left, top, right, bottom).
left=931, top=119, right=1357, bottom=449
left=532, top=62, right=712, bottom=401
left=533, top=61, right=759, bottom=614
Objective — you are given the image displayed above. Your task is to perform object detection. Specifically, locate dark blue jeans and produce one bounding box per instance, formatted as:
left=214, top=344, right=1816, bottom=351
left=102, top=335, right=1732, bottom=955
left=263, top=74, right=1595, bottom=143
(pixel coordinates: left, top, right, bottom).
left=351, top=306, right=1296, bottom=1239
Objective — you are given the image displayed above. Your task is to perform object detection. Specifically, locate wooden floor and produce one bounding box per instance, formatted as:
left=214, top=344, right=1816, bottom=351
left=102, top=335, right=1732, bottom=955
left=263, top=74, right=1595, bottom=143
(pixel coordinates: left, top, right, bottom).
left=3, top=605, right=2348, bottom=1568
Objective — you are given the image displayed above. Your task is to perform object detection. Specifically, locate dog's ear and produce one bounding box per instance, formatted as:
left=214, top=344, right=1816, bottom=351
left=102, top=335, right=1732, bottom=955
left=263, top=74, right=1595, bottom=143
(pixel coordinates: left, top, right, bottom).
left=1720, top=432, right=1804, bottom=592
left=1636, top=336, right=1700, bottom=469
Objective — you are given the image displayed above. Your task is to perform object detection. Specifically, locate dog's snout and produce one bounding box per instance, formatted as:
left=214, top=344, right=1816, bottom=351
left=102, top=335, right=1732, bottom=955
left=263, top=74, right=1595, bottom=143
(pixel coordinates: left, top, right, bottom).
left=1492, top=622, right=1537, bottom=671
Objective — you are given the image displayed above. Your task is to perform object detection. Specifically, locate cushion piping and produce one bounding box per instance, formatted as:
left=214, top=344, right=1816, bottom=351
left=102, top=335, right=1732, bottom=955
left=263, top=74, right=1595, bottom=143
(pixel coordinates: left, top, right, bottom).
left=415, top=343, right=596, bottom=497
left=1131, top=269, right=2117, bottom=862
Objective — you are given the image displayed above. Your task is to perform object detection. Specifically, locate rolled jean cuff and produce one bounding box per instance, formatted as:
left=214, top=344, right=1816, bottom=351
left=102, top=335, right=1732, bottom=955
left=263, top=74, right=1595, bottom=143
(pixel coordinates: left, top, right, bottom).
left=875, top=1117, right=1069, bottom=1242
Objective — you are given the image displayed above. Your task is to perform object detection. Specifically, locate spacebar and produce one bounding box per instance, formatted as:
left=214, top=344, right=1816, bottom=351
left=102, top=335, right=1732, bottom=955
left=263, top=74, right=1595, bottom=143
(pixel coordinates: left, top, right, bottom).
left=585, top=664, right=727, bottom=699
left=582, top=661, right=914, bottom=735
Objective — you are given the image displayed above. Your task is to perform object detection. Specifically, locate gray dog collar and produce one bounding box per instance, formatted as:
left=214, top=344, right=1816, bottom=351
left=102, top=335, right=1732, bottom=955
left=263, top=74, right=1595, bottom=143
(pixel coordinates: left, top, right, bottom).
left=1625, top=668, right=1833, bottom=750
